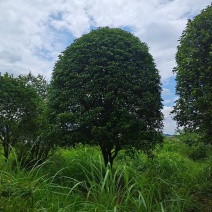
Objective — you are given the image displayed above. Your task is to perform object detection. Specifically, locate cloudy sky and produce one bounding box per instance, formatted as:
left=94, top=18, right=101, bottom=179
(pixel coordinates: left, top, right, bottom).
left=0, top=0, right=211, bottom=134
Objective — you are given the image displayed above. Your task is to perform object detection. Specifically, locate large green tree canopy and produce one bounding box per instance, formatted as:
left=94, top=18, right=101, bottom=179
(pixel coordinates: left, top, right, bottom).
left=49, top=27, right=163, bottom=166
left=173, top=5, right=212, bottom=143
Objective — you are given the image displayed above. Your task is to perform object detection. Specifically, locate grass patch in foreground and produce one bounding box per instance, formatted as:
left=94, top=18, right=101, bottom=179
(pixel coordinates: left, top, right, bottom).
left=0, top=139, right=211, bottom=211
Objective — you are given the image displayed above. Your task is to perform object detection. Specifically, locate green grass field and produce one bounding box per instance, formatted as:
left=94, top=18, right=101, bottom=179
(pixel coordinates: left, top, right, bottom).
left=0, top=137, right=211, bottom=211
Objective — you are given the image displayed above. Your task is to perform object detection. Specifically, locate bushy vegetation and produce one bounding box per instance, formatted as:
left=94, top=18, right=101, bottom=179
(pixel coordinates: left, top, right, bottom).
left=0, top=136, right=211, bottom=211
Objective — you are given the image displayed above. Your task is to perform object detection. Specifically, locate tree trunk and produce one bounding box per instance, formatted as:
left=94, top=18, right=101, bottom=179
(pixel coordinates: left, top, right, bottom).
left=3, top=141, right=9, bottom=161
left=101, top=145, right=109, bottom=167
left=2, top=125, right=10, bottom=161
left=100, top=144, right=119, bottom=169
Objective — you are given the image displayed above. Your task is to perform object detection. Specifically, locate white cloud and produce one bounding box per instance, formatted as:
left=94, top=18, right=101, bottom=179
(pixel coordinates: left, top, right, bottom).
left=163, top=96, right=178, bottom=105
left=162, top=106, right=177, bottom=134
left=162, top=88, right=172, bottom=96
left=0, top=0, right=210, bottom=78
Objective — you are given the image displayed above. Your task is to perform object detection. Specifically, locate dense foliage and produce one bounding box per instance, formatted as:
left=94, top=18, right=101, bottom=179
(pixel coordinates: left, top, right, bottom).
left=49, top=27, right=163, bottom=166
left=0, top=72, right=52, bottom=163
left=17, top=72, right=53, bottom=164
left=0, top=73, right=40, bottom=160
left=173, top=5, right=212, bottom=144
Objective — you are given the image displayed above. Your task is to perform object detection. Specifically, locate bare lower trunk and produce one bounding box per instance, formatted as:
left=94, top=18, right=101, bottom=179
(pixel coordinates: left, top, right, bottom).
left=100, top=144, right=119, bottom=169
left=3, top=142, right=9, bottom=161
left=2, top=125, right=10, bottom=161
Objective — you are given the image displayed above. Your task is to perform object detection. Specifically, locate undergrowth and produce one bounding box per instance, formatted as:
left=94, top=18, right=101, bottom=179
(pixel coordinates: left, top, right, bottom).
left=0, top=138, right=211, bottom=211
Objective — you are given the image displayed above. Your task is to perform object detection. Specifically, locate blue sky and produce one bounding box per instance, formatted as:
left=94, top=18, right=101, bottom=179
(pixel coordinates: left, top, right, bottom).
left=0, top=0, right=211, bottom=134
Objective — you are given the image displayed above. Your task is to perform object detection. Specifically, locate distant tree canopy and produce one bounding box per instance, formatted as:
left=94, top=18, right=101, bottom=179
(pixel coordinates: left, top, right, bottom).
left=48, top=27, right=163, bottom=167
left=0, top=73, right=40, bottom=160
left=0, top=72, right=52, bottom=163
left=172, top=5, right=212, bottom=144
left=17, top=72, right=53, bottom=164
left=19, top=72, right=49, bottom=100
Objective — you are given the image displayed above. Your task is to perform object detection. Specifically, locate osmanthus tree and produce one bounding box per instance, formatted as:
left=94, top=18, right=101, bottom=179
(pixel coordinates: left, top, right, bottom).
left=0, top=72, right=40, bottom=160
left=48, top=27, right=163, bottom=167
left=172, top=5, right=212, bottom=144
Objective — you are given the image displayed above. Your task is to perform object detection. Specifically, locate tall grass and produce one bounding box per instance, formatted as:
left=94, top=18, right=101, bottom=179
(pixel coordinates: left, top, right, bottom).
left=0, top=139, right=211, bottom=211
